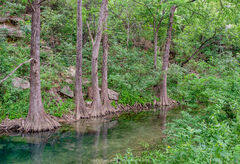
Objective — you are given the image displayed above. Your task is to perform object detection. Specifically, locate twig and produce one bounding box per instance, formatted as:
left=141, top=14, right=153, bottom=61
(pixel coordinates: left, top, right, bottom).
left=0, top=58, right=34, bottom=84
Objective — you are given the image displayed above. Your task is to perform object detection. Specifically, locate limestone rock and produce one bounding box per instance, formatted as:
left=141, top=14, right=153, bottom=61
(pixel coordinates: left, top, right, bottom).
left=0, top=16, right=24, bottom=38
left=60, top=86, right=74, bottom=98
left=49, top=88, right=62, bottom=103
left=108, top=89, right=119, bottom=101
left=65, top=78, right=74, bottom=84
left=12, top=77, right=30, bottom=89
left=67, top=66, right=76, bottom=78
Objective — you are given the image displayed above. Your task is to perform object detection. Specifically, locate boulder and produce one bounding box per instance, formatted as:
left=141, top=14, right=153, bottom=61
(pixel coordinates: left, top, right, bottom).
left=60, top=86, right=74, bottom=98
left=67, top=66, right=76, bottom=78
left=12, top=77, right=30, bottom=89
left=65, top=78, right=73, bottom=84
left=49, top=88, right=62, bottom=103
left=108, top=89, right=119, bottom=101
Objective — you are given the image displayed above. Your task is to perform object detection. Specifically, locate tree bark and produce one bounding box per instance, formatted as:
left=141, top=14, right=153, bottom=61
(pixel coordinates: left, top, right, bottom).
left=159, top=5, right=177, bottom=106
left=101, top=4, right=114, bottom=114
left=127, top=19, right=130, bottom=48
left=90, top=0, right=108, bottom=117
left=75, top=0, right=88, bottom=120
left=24, top=0, right=60, bottom=132
left=87, top=21, right=94, bottom=46
left=154, top=10, right=165, bottom=70
left=153, top=25, right=158, bottom=70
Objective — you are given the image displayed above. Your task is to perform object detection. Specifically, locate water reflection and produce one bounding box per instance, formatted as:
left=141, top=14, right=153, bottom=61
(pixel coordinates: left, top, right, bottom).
left=157, top=106, right=172, bottom=131
left=23, top=132, right=52, bottom=164
left=73, top=118, right=117, bottom=162
left=0, top=107, right=181, bottom=163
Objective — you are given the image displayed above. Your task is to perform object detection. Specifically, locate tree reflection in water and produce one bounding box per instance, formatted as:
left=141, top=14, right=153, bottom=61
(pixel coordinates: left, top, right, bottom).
left=0, top=106, right=181, bottom=163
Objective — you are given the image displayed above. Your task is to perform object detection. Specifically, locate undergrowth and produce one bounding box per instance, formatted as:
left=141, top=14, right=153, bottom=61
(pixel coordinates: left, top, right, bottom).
left=113, top=53, right=240, bottom=163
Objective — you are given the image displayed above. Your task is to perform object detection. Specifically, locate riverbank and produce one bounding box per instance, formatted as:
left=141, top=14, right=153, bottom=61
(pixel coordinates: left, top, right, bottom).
left=0, top=102, right=178, bottom=135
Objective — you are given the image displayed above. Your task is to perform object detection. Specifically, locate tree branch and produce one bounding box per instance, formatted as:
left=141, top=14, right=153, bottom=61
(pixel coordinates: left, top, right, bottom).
left=181, top=31, right=217, bottom=67
left=27, top=0, right=35, bottom=12
left=0, top=58, right=34, bottom=84
left=156, top=10, right=166, bottom=33
left=132, top=0, right=156, bottom=20
left=219, top=0, right=224, bottom=9
left=38, top=0, right=47, bottom=5
left=86, top=21, right=94, bottom=46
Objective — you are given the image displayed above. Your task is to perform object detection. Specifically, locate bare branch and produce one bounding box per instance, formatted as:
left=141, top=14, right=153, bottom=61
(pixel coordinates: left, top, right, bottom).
left=38, top=0, right=47, bottom=5
left=86, top=21, right=94, bottom=46
left=0, top=58, right=34, bottom=84
left=27, top=0, right=35, bottom=12
left=181, top=31, right=217, bottom=67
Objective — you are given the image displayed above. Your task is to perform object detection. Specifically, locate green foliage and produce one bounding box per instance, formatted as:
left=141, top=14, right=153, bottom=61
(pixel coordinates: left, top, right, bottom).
left=45, top=98, right=74, bottom=117
left=0, top=85, right=29, bottom=120
left=118, top=90, right=152, bottom=106
left=115, top=105, right=240, bottom=163
left=0, top=1, right=25, bottom=16
left=111, top=101, right=117, bottom=108
left=0, top=0, right=240, bottom=162
left=114, top=51, right=240, bottom=163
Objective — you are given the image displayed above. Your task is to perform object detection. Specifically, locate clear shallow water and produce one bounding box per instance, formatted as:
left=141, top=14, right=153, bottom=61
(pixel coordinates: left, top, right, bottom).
left=0, top=107, right=182, bottom=164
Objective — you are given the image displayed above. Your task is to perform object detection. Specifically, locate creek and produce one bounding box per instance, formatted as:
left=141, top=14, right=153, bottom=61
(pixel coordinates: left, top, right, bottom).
left=0, top=106, right=183, bottom=163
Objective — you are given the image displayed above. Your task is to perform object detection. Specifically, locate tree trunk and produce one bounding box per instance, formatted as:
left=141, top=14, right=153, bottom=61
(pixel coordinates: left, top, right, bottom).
left=127, top=20, right=130, bottom=48
left=159, top=5, right=177, bottom=106
left=101, top=4, right=114, bottom=114
left=90, top=0, right=108, bottom=117
left=154, top=27, right=158, bottom=70
left=154, top=10, right=165, bottom=70
left=75, top=0, right=88, bottom=120
left=24, top=0, right=60, bottom=132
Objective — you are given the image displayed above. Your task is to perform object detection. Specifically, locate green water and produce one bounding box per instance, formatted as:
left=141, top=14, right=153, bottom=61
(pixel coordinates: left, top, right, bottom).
left=0, top=107, right=182, bottom=164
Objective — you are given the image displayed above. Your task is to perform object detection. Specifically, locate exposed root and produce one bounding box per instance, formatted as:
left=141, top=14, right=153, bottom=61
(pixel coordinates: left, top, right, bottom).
left=89, top=101, right=105, bottom=118
left=23, top=114, right=61, bottom=132
left=157, top=96, right=178, bottom=107
left=0, top=100, right=179, bottom=136
left=76, top=113, right=90, bottom=120
left=102, top=100, right=116, bottom=115
left=76, top=110, right=90, bottom=120
left=89, top=110, right=105, bottom=118
left=57, top=112, right=76, bottom=123
left=0, top=118, right=24, bottom=134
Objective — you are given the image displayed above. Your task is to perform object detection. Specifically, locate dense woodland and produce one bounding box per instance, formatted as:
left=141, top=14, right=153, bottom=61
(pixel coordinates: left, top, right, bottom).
left=0, top=0, right=240, bottom=163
